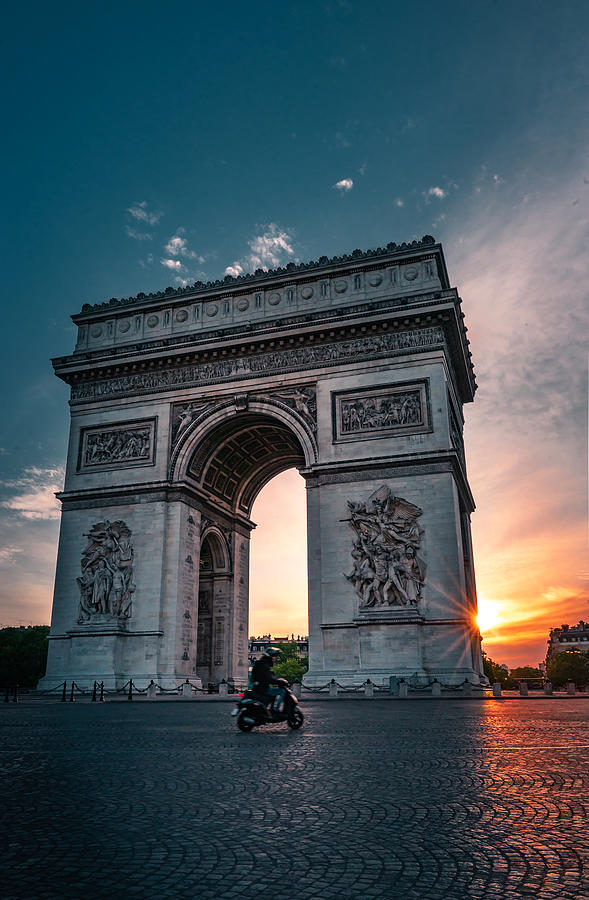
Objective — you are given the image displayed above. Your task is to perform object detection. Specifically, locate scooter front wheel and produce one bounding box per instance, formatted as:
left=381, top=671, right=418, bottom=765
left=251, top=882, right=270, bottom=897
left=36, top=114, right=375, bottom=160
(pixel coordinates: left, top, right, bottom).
left=287, top=709, right=304, bottom=730
left=237, top=710, right=255, bottom=732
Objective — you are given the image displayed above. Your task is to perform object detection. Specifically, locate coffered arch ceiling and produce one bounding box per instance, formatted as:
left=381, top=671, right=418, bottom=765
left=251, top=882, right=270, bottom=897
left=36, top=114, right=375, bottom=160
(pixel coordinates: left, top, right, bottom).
left=187, top=413, right=305, bottom=516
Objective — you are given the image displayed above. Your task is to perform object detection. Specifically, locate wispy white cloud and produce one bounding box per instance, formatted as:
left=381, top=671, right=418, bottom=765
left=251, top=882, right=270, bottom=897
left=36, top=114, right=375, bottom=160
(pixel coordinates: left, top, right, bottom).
left=395, top=198, right=404, bottom=208
left=125, top=225, right=153, bottom=241
left=224, top=224, right=295, bottom=277
left=164, top=234, right=198, bottom=259
left=1, top=466, right=64, bottom=521
left=127, top=201, right=162, bottom=226
left=334, top=178, right=354, bottom=192
left=427, top=186, right=446, bottom=199
left=0, top=546, right=24, bottom=565
left=161, top=258, right=182, bottom=271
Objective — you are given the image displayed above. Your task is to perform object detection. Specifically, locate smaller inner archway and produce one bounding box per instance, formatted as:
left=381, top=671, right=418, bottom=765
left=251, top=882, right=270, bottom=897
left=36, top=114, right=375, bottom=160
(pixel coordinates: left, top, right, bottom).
left=196, top=529, right=232, bottom=686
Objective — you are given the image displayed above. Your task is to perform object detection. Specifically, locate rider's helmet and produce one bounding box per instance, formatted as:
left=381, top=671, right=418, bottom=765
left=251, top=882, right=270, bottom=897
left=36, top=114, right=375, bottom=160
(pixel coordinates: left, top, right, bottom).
left=263, top=646, right=281, bottom=659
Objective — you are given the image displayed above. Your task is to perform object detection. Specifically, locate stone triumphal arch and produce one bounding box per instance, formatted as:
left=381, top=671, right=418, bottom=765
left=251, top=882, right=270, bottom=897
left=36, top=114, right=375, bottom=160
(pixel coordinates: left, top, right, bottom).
left=41, top=235, right=485, bottom=689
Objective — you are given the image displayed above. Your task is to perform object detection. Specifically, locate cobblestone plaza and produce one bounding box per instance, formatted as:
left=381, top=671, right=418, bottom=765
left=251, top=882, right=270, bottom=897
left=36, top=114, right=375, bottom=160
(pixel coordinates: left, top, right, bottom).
left=2, top=699, right=588, bottom=899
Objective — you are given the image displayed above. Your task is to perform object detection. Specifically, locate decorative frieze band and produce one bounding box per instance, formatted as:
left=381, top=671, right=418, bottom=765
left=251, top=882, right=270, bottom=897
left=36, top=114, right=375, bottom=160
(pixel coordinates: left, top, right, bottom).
left=70, top=326, right=444, bottom=403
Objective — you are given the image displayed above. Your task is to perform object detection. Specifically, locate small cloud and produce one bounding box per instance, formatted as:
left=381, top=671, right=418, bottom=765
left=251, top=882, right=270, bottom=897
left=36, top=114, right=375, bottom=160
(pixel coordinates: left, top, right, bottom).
left=395, top=198, right=404, bottom=208
left=334, top=178, right=354, bottom=192
left=125, top=225, right=153, bottom=241
left=161, top=259, right=182, bottom=271
left=428, top=186, right=446, bottom=199
left=335, top=132, right=351, bottom=149
left=224, top=224, right=295, bottom=277
left=359, top=162, right=367, bottom=176
left=1, top=466, right=64, bottom=521
left=164, top=234, right=197, bottom=259
left=127, top=201, right=163, bottom=226
left=0, top=546, right=24, bottom=565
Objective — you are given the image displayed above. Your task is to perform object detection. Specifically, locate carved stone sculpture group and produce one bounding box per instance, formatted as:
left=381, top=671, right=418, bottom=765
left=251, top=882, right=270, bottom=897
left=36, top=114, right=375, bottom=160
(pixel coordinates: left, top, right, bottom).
left=344, top=487, right=426, bottom=609
left=77, top=520, right=135, bottom=622
left=83, top=426, right=151, bottom=466
left=340, top=389, right=422, bottom=435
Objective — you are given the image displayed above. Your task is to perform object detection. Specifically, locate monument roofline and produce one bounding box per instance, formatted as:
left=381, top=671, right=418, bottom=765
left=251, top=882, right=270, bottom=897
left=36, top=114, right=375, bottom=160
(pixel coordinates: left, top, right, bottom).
left=73, top=235, right=445, bottom=320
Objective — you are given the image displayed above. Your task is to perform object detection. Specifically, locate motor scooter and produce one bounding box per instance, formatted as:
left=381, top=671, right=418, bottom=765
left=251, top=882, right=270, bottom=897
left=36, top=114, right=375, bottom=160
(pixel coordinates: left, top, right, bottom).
left=232, top=677, right=304, bottom=731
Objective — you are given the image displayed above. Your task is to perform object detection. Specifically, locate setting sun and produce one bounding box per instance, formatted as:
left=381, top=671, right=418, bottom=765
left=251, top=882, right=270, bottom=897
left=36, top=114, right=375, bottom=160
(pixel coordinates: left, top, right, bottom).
left=476, top=596, right=502, bottom=633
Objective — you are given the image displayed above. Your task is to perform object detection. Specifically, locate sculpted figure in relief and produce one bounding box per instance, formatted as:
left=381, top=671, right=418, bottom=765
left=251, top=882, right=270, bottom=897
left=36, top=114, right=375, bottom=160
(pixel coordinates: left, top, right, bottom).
left=344, top=487, right=426, bottom=609
left=77, top=520, right=135, bottom=623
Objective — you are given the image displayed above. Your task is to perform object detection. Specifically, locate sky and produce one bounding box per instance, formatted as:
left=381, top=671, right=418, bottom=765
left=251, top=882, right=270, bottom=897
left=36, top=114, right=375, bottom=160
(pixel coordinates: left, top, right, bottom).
left=1, top=1, right=588, bottom=667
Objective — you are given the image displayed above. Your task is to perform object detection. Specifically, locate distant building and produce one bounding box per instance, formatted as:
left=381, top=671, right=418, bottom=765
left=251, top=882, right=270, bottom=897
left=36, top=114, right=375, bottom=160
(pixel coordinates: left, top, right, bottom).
left=546, top=621, right=589, bottom=662
left=248, top=634, right=309, bottom=662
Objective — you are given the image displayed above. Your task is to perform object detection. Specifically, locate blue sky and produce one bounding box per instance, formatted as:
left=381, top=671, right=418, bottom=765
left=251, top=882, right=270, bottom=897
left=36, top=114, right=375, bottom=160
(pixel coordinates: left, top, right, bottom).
left=1, top=1, right=588, bottom=665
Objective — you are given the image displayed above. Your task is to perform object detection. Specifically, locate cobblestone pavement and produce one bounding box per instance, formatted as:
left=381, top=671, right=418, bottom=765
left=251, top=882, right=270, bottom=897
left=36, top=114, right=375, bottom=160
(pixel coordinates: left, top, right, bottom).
left=1, top=699, right=588, bottom=900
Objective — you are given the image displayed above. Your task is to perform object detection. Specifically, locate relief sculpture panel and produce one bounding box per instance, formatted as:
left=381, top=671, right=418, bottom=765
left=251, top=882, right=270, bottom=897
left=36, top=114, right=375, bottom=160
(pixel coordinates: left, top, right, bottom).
left=344, top=486, right=426, bottom=609
left=77, top=520, right=135, bottom=623
left=78, top=419, right=156, bottom=470
left=333, top=381, right=430, bottom=443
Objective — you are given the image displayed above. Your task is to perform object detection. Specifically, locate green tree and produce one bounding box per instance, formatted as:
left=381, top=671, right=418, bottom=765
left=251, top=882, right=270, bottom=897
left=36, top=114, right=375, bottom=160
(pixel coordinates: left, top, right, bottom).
left=509, top=666, right=543, bottom=680
left=0, top=626, right=50, bottom=688
left=273, top=641, right=308, bottom=684
left=546, top=650, right=589, bottom=687
left=482, top=651, right=509, bottom=684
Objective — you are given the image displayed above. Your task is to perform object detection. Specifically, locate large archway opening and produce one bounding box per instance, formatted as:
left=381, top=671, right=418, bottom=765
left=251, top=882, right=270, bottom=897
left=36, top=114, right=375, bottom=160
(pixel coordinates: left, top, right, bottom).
left=249, top=468, right=308, bottom=641
left=183, top=407, right=312, bottom=684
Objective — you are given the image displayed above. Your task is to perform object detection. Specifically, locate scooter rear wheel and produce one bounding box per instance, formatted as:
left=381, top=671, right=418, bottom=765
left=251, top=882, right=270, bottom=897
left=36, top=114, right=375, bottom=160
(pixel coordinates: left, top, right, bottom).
left=287, top=709, right=304, bottom=729
left=237, top=711, right=255, bottom=732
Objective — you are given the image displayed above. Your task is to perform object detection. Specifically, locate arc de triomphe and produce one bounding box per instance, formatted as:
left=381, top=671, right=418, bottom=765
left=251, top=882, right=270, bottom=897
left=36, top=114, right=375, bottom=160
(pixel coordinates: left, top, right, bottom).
left=40, top=235, right=485, bottom=689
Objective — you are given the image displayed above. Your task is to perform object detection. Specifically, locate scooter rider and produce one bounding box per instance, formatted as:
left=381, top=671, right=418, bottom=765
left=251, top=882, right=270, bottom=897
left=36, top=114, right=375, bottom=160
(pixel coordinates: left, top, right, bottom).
left=251, top=646, right=286, bottom=713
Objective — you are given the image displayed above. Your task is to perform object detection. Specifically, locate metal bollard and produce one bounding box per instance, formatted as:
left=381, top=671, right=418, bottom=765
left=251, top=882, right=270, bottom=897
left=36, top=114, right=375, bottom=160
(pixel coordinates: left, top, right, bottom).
left=219, top=680, right=229, bottom=697
left=293, top=681, right=302, bottom=699
left=328, top=679, right=338, bottom=698
left=12, top=684, right=18, bottom=703
left=389, top=675, right=399, bottom=696
left=147, top=680, right=157, bottom=700
left=492, top=682, right=502, bottom=698
left=543, top=681, right=553, bottom=695
left=519, top=682, right=528, bottom=696
left=128, top=679, right=133, bottom=701
left=182, top=680, right=192, bottom=698
left=463, top=680, right=472, bottom=698
left=69, top=682, right=75, bottom=702
left=91, top=681, right=97, bottom=702
left=398, top=681, right=408, bottom=698
left=61, top=681, right=67, bottom=702
left=364, top=679, right=374, bottom=698
left=432, top=680, right=442, bottom=697
left=99, top=681, right=105, bottom=702
left=567, top=681, right=576, bottom=695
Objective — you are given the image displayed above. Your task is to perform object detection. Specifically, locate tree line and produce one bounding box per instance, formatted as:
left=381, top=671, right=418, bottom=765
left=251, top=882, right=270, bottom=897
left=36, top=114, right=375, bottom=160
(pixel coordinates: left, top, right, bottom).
left=483, top=649, right=589, bottom=688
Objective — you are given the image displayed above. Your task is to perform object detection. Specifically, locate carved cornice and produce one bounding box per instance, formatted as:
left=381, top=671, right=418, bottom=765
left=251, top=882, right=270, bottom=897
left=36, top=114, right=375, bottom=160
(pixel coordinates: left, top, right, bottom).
left=77, top=235, right=438, bottom=315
